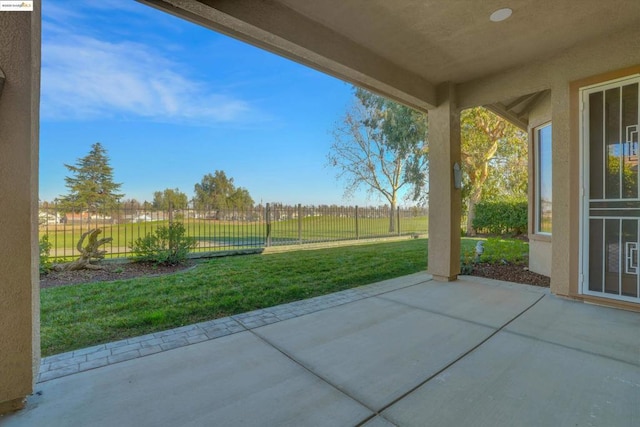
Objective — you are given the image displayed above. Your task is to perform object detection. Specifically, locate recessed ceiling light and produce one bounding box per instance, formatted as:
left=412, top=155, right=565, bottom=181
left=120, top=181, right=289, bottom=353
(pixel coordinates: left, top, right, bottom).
left=490, top=8, right=512, bottom=22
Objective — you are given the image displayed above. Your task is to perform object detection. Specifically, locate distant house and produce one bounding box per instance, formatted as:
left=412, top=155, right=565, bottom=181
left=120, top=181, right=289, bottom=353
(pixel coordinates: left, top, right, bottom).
left=132, top=214, right=153, bottom=223
left=38, top=211, right=61, bottom=225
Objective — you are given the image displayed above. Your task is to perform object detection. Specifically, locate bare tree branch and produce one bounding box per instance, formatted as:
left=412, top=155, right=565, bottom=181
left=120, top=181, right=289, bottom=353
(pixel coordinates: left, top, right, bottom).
left=327, top=88, right=428, bottom=231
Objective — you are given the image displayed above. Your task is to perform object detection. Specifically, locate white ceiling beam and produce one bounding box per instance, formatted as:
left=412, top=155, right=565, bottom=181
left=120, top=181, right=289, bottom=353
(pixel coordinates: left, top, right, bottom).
left=483, top=104, right=529, bottom=131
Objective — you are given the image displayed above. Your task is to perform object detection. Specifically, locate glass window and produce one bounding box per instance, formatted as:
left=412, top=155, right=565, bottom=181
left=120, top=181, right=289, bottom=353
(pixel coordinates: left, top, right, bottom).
left=535, top=124, right=552, bottom=234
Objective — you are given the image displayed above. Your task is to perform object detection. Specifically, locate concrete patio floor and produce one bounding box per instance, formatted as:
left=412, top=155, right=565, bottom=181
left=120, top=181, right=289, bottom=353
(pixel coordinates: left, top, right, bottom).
left=1, top=274, right=639, bottom=426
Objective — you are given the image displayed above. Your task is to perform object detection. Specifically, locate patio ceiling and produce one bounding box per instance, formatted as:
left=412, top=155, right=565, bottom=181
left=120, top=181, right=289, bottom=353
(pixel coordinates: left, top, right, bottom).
left=139, top=0, right=640, bottom=112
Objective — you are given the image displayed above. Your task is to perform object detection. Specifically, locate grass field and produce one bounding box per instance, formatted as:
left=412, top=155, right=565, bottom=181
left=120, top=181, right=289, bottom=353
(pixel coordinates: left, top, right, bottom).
left=40, top=237, right=528, bottom=356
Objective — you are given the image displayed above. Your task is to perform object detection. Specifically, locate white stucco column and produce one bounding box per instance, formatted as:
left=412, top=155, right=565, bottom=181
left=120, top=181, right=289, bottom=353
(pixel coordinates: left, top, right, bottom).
left=0, top=7, right=41, bottom=414
left=428, top=83, right=461, bottom=281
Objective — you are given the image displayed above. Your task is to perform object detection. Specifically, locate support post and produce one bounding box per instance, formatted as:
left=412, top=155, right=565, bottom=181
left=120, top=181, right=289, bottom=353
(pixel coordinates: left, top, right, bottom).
left=0, top=5, right=41, bottom=414
left=427, top=83, right=462, bottom=281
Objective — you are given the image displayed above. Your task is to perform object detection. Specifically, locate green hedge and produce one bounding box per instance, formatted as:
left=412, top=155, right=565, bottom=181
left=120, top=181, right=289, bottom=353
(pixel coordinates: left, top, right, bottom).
left=473, top=201, right=527, bottom=235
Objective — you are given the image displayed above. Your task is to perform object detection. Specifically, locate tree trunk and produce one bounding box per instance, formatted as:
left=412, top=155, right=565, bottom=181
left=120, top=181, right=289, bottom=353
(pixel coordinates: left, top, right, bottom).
left=53, top=228, right=112, bottom=271
left=466, top=195, right=479, bottom=236
left=388, top=200, right=396, bottom=233
left=464, top=161, right=491, bottom=236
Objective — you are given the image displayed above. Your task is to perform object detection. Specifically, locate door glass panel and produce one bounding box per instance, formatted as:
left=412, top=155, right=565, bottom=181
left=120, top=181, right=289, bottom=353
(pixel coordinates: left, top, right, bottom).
left=621, top=83, right=639, bottom=199
left=621, top=219, right=638, bottom=298
left=604, top=219, right=620, bottom=294
left=605, top=88, right=620, bottom=200
left=589, top=218, right=604, bottom=292
left=589, top=91, right=604, bottom=199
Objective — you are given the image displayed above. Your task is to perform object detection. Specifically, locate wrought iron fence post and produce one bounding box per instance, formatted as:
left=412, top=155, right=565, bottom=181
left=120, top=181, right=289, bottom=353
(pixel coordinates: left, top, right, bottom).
left=397, top=206, right=401, bottom=235
left=297, top=203, right=302, bottom=244
left=355, top=205, right=359, bottom=239
left=265, top=203, right=272, bottom=247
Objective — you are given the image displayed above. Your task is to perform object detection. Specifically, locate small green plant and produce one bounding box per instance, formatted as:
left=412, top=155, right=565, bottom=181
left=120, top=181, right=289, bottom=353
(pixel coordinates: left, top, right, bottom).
left=39, top=235, right=53, bottom=274
left=130, top=222, right=197, bottom=265
left=460, top=247, right=477, bottom=275
left=478, top=238, right=528, bottom=264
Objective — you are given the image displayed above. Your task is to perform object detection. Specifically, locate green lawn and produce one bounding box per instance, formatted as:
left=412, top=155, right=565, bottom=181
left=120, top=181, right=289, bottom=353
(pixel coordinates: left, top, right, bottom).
left=40, top=237, right=527, bottom=356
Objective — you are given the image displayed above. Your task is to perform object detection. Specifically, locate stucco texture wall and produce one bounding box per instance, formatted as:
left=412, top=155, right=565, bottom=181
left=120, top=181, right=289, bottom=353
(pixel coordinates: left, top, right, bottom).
left=458, top=24, right=640, bottom=299
left=428, top=83, right=461, bottom=281
left=0, top=8, right=40, bottom=413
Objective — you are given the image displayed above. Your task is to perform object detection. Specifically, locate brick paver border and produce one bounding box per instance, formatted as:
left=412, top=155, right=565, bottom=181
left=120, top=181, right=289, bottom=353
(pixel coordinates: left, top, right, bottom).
left=39, top=273, right=431, bottom=383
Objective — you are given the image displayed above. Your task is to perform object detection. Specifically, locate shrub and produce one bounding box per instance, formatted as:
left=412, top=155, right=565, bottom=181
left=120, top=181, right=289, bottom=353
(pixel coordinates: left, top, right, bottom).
left=130, top=222, right=197, bottom=265
left=473, top=201, right=527, bottom=235
left=39, top=235, right=53, bottom=274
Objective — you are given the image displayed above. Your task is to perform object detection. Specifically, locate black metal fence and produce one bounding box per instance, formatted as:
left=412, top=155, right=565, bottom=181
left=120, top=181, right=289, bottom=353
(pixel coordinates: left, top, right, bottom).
left=38, top=203, right=428, bottom=260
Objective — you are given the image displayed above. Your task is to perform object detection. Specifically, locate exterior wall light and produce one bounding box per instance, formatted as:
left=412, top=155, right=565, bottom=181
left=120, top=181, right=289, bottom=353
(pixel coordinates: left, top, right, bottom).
left=453, top=162, right=463, bottom=189
left=490, top=8, right=513, bottom=22
left=0, top=67, right=5, bottom=98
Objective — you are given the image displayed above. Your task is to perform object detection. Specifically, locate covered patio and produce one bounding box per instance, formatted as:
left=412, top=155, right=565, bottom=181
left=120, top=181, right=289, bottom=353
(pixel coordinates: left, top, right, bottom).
left=1, top=0, right=640, bottom=416
left=2, top=274, right=639, bottom=426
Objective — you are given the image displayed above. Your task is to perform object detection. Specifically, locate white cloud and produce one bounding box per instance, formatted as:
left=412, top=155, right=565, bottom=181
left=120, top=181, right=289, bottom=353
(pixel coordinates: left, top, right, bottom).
left=41, top=29, right=256, bottom=125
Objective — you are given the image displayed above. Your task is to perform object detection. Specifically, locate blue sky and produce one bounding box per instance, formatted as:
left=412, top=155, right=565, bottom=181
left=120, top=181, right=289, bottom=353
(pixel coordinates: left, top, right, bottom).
left=39, top=0, right=375, bottom=206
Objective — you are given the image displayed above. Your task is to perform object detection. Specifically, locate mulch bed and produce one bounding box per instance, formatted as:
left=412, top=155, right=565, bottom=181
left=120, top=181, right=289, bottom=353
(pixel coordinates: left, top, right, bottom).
left=470, top=262, right=550, bottom=287
left=40, top=262, right=196, bottom=289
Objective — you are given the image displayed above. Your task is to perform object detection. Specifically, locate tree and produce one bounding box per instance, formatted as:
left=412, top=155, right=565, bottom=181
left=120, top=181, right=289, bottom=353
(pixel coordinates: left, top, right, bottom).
left=194, top=170, right=254, bottom=214
left=228, top=187, right=254, bottom=210
left=460, top=108, right=527, bottom=235
left=60, top=142, right=123, bottom=223
left=120, top=198, right=142, bottom=213
left=328, top=88, right=428, bottom=232
left=152, top=188, right=189, bottom=211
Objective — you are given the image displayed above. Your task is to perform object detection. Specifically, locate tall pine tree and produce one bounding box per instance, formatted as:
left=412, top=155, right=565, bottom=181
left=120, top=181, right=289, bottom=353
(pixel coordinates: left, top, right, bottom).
left=61, top=142, right=123, bottom=219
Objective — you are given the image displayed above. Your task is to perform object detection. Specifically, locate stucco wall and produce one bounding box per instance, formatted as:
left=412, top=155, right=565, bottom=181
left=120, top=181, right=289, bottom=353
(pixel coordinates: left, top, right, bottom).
left=457, top=24, right=640, bottom=109
left=0, top=8, right=40, bottom=413
left=459, top=24, right=640, bottom=299
left=529, top=240, right=552, bottom=277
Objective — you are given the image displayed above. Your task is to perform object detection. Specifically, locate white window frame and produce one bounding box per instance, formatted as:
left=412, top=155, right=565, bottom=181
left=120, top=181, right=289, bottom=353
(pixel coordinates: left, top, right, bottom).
left=534, top=122, right=552, bottom=235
